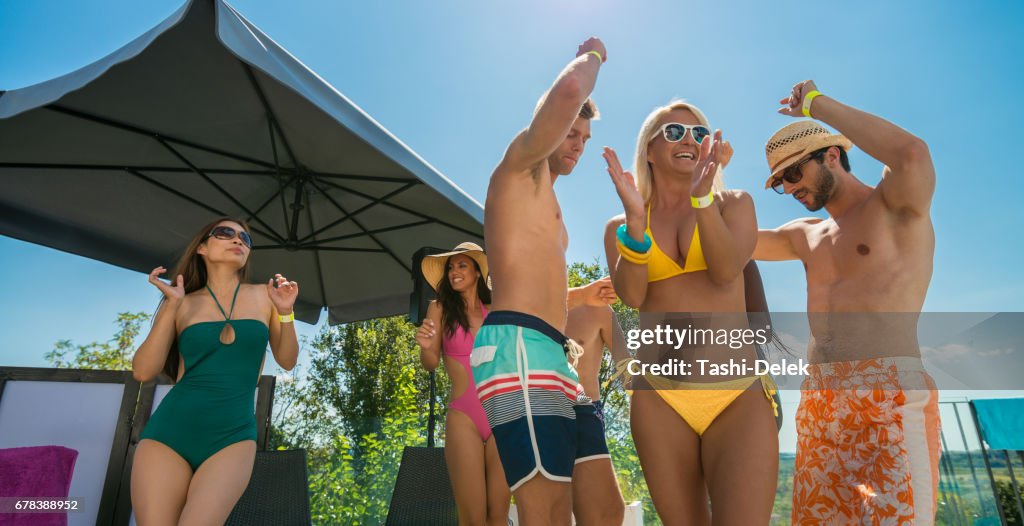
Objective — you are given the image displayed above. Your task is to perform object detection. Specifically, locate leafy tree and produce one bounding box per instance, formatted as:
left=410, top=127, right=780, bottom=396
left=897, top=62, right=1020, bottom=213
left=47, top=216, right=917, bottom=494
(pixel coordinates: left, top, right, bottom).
left=46, top=312, right=151, bottom=370
left=271, top=316, right=448, bottom=449
left=288, top=364, right=425, bottom=524
left=271, top=316, right=450, bottom=520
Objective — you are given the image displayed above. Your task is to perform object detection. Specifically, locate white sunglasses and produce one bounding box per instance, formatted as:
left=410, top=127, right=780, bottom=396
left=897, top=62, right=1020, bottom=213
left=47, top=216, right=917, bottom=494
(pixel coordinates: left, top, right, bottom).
left=650, top=122, right=711, bottom=144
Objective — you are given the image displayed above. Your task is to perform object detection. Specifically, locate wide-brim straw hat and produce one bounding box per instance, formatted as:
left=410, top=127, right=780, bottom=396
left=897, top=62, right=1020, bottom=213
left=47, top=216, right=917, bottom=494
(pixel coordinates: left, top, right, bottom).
left=764, top=120, right=853, bottom=189
left=421, top=242, right=488, bottom=292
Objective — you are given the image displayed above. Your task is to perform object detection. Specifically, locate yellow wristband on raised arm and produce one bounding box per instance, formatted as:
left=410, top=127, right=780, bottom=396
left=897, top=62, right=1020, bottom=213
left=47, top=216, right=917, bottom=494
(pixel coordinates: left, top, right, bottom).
left=278, top=311, right=294, bottom=324
left=585, top=50, right=604, bottom=64
left=802, top=90, right=823, bottom=118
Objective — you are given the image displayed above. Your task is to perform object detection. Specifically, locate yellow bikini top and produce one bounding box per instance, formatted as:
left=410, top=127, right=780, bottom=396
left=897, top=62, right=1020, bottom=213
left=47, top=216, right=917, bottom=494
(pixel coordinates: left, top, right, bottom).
left=645, top=205, right=707, bottom=282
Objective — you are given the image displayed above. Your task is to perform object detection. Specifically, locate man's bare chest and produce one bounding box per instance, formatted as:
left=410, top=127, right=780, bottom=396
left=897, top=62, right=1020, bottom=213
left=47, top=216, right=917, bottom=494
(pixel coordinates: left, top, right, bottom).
left=803, top=216, right=896, bottom=280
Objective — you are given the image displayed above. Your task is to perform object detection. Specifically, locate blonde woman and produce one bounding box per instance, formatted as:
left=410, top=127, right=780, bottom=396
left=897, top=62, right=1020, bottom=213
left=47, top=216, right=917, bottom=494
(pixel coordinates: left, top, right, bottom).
left=602, top=101, right=778, bottom=525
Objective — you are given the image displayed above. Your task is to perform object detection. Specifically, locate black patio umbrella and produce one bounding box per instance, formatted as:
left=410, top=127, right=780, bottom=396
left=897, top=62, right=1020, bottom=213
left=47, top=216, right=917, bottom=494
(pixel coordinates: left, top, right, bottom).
left=0, top=0, right=483, bottom=324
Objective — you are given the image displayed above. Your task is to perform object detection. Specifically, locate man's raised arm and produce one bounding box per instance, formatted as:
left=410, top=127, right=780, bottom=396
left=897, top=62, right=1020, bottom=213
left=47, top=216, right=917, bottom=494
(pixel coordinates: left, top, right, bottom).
left=780, top=80, right=935, bottom=217
left=501, top=38, right=606, bottom=172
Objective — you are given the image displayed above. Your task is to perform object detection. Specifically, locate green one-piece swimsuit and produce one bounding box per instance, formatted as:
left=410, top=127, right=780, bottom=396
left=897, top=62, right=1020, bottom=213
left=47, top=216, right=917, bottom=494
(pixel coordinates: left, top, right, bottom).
left=140, top=283, right=268, bottom=471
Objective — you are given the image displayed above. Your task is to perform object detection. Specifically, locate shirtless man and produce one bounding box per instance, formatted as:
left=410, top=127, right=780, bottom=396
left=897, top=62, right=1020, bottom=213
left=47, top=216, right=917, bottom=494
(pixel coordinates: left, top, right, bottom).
left=564, top=297, right=630, bottom=524
left=470, top=38, right=618, bottom=525
left=755, top=80, right=939, bottom=525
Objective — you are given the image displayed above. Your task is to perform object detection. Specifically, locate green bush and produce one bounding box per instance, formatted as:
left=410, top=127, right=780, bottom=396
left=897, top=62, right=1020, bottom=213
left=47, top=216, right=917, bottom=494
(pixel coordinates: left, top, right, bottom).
left=271, top=317, right=437, bottom=523
left=997, top=479, right=1024, bottom=526
left=294, top=365, right=424, bottom=524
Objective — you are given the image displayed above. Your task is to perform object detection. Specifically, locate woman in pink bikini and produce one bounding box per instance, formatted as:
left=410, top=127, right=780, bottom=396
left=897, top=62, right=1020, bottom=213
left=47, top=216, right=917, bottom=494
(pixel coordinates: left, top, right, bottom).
left=416, top=242, right=510, bottom=525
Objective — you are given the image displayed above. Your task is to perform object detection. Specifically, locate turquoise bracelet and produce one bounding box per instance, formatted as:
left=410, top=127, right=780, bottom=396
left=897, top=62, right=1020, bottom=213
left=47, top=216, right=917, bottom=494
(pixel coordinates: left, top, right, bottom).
left=616, top=223, right=652, bottom=253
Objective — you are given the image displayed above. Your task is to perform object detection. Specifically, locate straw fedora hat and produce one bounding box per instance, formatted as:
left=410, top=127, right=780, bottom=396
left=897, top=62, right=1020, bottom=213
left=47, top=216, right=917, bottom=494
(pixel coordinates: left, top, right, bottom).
left=421, top=242, right=488, bottom=292
left=764, top=121, right=853, bottom=188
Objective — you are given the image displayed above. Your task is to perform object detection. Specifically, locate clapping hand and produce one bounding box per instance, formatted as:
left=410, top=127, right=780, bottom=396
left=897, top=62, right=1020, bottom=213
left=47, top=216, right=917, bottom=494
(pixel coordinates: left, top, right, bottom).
left=603, top=146, right=645, bottom=222
left=691, top=129, right=730, bottom=200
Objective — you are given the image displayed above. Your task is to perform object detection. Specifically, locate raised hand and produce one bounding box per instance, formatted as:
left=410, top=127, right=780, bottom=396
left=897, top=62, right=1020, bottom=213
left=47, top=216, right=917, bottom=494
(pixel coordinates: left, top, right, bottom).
left=692, top=129, right=727, bottom=199
left=778, top=80, right=819, bottom=118
left=582, top=276, right=618, bottom=307
left=603, top=146, right=645, bottom=220
left=267, top=273, right=299, bottom=314
left=148, top=266, right=184, bottom=302
left=576, top=37, right=607, bottom=63
left=416, top=318, right=437, bottom=350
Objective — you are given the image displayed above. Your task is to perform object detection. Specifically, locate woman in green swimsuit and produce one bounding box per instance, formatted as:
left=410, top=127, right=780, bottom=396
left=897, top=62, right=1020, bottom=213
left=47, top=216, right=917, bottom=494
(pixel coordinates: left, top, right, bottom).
left=130, top=217, right=299, bottom=525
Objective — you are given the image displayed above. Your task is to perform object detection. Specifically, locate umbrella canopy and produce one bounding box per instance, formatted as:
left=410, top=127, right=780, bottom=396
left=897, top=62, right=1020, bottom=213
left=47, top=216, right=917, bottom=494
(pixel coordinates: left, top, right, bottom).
left=0, top=0, right=483, bottom=324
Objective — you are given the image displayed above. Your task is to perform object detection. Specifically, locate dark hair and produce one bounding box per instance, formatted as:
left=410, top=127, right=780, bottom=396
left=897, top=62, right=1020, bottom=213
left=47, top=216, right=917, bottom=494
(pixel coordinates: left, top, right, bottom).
left=579, top=98, right=600, bottom=120
left=436, top=255, right=491, bottom=339
left=159, top=217, right=253, bottom=381
left=814, top=146, right=851, bottom=172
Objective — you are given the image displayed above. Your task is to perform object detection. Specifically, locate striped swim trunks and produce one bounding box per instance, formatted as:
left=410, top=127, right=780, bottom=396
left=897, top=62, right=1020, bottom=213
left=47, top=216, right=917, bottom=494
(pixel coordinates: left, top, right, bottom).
left=470, top=310, right=588, bottom=491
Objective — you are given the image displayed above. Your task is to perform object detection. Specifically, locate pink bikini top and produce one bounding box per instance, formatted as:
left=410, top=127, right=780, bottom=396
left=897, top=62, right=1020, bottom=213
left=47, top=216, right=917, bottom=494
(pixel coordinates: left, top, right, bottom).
left=442, top=303, right=488, bottom=358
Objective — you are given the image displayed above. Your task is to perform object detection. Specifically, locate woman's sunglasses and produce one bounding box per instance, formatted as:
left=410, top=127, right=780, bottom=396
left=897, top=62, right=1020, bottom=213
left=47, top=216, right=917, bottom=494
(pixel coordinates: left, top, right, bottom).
left=770, top=150, right=825, bottom=194
left=208, top=225, right=253, bottom=248
left=652, top=122, right=711, bottom=144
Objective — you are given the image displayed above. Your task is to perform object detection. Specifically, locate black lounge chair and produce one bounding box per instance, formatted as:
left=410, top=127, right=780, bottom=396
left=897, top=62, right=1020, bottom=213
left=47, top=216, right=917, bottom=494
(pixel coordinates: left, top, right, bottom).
left=385, top=446, right=458, bottom=525
left=226, top=449, right=312, bottom=526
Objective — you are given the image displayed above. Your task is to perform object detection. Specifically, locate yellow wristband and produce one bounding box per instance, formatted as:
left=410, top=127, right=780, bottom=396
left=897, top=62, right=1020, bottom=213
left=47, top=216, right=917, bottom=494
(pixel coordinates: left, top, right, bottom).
left=690, top=190, right=715, bottom=209
left=584, top=50, right=604, bottom=64
left=617, top=239, right=650, bottom=260
left=616, top=239, right=650, bottom=265
left=802, top=90, right=822, bottom=118
left=278, top=311, right=294, bottom=324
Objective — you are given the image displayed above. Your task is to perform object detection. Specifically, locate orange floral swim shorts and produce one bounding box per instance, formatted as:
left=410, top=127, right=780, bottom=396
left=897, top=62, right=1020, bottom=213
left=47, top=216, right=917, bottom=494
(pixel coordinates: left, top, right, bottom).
left=792, top=357, right=941, bottom=525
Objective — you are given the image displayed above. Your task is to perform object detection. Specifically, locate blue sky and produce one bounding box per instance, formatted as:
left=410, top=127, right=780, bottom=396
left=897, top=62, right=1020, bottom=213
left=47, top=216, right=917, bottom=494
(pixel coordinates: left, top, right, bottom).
left=1, top=0, right=1022, bottom=398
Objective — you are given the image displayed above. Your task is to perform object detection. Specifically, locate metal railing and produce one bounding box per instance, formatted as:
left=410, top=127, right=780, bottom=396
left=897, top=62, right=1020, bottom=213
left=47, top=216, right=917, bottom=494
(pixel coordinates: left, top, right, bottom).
left=937, top=400, right=1024, bottom=526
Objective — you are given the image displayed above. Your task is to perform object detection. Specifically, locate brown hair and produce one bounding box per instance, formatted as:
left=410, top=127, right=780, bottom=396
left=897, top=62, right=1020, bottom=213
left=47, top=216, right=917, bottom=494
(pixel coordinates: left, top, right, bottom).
left=579, top=98, right=600, bottom=120
left=160, top=217, right=252, bottom=381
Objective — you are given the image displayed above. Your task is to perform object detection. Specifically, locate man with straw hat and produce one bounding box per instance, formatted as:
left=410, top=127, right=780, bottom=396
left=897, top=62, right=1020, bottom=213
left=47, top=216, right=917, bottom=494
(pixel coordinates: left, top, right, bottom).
left=755, top=80, right=940, bottom=524
left=471, top=38, right=618, bottom=525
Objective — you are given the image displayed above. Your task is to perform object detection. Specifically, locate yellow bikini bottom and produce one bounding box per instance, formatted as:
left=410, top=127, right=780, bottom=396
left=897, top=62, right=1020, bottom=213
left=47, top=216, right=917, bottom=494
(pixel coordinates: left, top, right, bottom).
left=641, top=374, right=779, bottom=436
left=604, top=360, right=780, bottom=436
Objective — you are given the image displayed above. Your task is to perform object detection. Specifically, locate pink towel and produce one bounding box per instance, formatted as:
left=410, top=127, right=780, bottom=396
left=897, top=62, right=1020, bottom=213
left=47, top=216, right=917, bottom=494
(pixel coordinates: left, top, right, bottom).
left=0, top=446, right=78, bottom=526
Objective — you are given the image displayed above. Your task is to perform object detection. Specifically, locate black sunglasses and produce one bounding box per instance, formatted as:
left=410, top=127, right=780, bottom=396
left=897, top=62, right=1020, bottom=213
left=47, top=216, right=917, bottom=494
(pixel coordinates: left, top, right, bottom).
left=771, top=150, right=825, bottom=194
left=208, top=225, right=253, bottom=248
